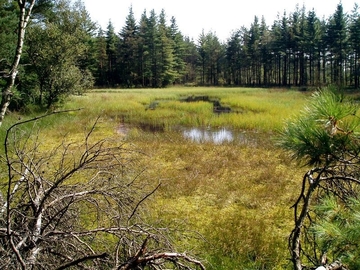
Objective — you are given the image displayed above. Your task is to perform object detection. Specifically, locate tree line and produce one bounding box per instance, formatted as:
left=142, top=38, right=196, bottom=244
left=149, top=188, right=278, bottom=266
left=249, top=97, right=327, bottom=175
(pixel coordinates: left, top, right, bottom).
left=1, top=0, right=360, bottom=112
left=97, top=2, right=360, bottom=89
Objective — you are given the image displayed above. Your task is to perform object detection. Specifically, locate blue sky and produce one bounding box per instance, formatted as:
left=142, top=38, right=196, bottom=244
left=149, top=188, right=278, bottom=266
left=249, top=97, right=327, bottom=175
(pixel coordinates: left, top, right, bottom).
left=83, top=0, right=358, bottom=41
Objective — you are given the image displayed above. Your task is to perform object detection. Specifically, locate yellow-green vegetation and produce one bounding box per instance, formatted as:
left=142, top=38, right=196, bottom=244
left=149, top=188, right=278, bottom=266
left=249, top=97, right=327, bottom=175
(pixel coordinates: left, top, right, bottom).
left=62, top=87, right=309, bottom=132
left=2, top=87, right=310, bottom=269
left=126, top=130, right=303, bottom=269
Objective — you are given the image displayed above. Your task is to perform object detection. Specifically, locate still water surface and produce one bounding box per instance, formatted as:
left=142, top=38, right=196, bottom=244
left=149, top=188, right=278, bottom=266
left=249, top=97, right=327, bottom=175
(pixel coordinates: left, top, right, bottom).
left=181, top=127, right=266, bottom=146
left=118, top=124, right=267, bottom=146
left=182, top=128, right=234, bottom=144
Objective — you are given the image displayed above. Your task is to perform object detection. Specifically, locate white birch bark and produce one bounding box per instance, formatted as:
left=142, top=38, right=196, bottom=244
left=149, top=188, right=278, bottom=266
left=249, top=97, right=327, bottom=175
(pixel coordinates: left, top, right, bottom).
left=0, top=0, right=36, bottom=127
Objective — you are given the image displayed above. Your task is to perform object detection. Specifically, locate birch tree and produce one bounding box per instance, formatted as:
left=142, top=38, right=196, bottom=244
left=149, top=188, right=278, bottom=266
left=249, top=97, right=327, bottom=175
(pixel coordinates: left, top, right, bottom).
left=0, top=0, right=37, bottom=127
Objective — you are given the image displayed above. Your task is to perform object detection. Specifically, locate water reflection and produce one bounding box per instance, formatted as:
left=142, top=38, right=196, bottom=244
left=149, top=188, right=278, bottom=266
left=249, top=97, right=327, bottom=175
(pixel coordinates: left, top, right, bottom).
left=117, top=123, right=266, bottom=146
left=183, top=128, right=234, bottom=144
left=181, top=127, right=266, bottom=146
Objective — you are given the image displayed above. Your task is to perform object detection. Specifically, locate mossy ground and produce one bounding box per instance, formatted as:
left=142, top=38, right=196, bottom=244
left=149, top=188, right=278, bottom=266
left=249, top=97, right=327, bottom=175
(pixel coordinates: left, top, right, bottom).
left=1, top=87, right=310, bottom=269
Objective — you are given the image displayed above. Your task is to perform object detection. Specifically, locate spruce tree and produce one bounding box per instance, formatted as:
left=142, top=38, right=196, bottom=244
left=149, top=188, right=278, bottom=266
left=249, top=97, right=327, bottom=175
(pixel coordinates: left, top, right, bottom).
left=119, top=5, right=138, bottom=87
left=156, top=9, right=175, bottom=87
left=169, top=16, right=186, bottom=84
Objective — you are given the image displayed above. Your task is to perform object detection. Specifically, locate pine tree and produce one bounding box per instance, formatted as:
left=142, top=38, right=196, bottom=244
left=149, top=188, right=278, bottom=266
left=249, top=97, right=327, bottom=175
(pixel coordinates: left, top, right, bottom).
left=305, top=9, right=322, bottom=86
left=270, top=17, right=283, bottom=86
left=105, top=21, right=119, bottom=86
left=156, top=9, right=175, bottom=87
left=326, top=3, right=349, bottom=86
left=349, top=4, right=360, bottom=88
left=226, top=30, right=242, bottom=85
left=182, top=37, right=198, bottom=84
left=248, top=16, right=261, bottom=85
left=280, top=12, right=291, bottom=86
left=278, top=88, right=360, bottom=269
left=137, top=9, right=159, bottom=87
left=289, top=5, right=307, bottom=86
left=197, top=31, right=224, bottom=85
left=259, top=16, right=271, bottom=86
left=119, top=5, right=139, bottom=87
left=94, top=28, right=108, bottom=86
left=137, top=10, right=149, bottom=87
left=169, top=16, right=186, bottom=84
left=147, top=9, right=159, bottom=87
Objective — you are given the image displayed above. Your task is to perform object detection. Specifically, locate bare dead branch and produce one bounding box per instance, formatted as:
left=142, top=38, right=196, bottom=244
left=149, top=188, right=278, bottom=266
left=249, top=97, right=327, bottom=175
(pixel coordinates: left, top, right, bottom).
left=289, top=160, right=360, bottom=269
left=118, top=236, right=205, bottom=270
left=55, top=252, right=108, bottom=270
left=128, top=182, right=161, bottom=221
left=0, top=114, right=204, bottom=269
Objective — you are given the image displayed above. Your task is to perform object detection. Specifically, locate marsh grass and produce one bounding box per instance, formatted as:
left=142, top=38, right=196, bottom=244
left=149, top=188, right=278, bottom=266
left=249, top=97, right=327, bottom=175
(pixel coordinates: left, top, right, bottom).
left=59, top=87, right=309, bottom=268
left=129, top=129, right=303, bottom=269
left=1, top=87, right=310, bottom=269
left=61, top=87, right=308, bottom=133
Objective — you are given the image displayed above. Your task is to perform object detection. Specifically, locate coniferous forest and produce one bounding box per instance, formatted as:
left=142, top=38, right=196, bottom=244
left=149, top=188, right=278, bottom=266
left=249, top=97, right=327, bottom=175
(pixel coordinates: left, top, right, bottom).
left=1, top=0, right=360, bottom=109
left=95, top=2, right=360, bottom=89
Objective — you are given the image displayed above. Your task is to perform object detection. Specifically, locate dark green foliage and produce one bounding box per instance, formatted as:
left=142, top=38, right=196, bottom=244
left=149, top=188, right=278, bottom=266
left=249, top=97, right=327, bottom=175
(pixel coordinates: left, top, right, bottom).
left=111, top=8, right=189, bottom=88
left=93, top=28, right=108, bottom=86
left=197, top=31, right=225, bottom=86
left=105, top=21, right=119, bottom=86
left=119, top=5, right=138, bottom=87
left=278, top=87, right=360, bottom=269
left=225, top=30, right=243, bottom=85
left=23, top=0, right=95, bottom=109
left=349, top=4, right=360, bottom=88
left=278, top=88, right=359, bottom=166
left=312, top=196, right=360, bottom=268
left=0, top=0, right=17, bottom=87
left=156, top=9, right=176, bottom=87
left=86, top=2, right=360, bottom=89
left=326, top=3, right=349, bottom=86
left=169, top=16, right=186, bottom=84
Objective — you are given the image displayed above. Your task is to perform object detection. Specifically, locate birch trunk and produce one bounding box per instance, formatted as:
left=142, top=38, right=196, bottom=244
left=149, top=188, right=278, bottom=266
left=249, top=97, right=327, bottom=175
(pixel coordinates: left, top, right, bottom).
left=0, top=0, right=36, bottom=127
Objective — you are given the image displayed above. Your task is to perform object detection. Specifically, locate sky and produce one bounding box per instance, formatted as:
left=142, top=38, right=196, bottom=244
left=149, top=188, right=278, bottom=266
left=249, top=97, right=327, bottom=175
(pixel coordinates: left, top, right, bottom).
left=83, top=0, right=358, bottom=42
